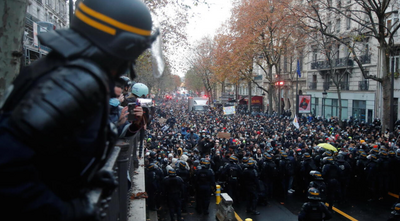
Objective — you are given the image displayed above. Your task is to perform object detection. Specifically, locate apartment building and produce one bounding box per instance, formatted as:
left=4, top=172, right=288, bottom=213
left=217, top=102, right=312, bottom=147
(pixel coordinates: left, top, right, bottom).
left=23, top=0, right=69, bottom=65
left=246, top=0, right=400, bottom=123
left=302, top=0, right=400, bottom=123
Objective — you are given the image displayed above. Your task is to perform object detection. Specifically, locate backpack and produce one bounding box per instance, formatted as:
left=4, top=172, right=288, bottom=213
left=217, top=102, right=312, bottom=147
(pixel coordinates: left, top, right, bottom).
left=229, top=165, right=239, bottom=179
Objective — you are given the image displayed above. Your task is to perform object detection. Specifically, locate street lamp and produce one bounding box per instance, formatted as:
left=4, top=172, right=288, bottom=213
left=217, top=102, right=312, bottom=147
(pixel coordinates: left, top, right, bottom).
left=322, top=90, right=327, bottom=118
left=275, top=81, right=284, bottom=115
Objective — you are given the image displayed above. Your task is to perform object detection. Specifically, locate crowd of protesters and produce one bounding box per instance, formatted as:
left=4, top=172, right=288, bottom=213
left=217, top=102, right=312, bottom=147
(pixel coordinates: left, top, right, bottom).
left=138, top=93, right=400, bottom=221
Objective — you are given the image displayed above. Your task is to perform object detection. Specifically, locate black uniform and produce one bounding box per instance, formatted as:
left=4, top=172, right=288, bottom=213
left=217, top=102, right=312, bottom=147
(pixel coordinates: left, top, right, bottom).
left=220, top=161, right=242, bottom=202
left=0, top=30, right=117, bottom=220
left=194, top=167, right=215, bottom=214
left=176, top=167, right=191, bottom=212
left=260, top=159, right=278, bottom=202
left=336, top=157, right=352, bottom=201
left=162, top=175, right=184, bottom=221
left=145, top=166, right=161, bottom=211
left=322, top=161, right=341, bottom=210
left=298, top=201, right=332, bottom=221
left=242, top=167, right=259, bottom=214
left=365, top=159, right=380, bottom=201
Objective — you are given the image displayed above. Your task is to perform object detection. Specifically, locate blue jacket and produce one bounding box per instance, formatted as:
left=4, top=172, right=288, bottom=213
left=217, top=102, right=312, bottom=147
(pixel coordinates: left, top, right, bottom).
left=109, top=105, right=130, bottom=137
left=185, top=133, right=199, bottom=143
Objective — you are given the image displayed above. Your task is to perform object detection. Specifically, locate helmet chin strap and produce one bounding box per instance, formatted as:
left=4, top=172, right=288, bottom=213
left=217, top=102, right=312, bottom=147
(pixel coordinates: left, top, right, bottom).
left=114, top=62, right=136, bottom=80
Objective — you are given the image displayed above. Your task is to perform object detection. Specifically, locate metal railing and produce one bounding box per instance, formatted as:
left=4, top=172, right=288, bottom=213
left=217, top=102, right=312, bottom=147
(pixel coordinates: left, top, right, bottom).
left=87, top=129, right=143, bottom=221
left=24, top=16, right=51, bottom=53
left=253, top=75, right=262, bottom=81
left=311, top=57, right=354, bottom=69
left=359, top=80, right=369, bottom=91
left=359, top=54, right=371, bottom=64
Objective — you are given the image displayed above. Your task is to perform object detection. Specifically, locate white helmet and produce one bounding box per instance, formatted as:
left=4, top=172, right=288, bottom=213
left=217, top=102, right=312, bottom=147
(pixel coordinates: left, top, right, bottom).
left=131, top=83, right=149, bottom=98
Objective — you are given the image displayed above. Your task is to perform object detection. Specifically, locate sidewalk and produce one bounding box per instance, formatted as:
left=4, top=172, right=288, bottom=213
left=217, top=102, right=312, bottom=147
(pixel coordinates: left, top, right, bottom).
left=128, top=156, right=146, bottom=221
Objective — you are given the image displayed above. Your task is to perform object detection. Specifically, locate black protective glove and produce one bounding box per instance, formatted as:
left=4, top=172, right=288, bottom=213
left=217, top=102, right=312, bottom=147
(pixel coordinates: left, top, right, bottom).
left=62, top=194, right=99, bottom=221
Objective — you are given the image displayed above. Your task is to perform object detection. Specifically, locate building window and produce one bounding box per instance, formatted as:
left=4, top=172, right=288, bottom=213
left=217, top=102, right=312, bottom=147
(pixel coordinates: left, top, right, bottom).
left=328, top=99, right=348, bottom=120
left=346, top=15, right=351, bottom=29
left=313, top=49, right=318, bottom=62
left=387, top=12, right=399, bottom=36
left=336, top=19, right=341, bottom=32
left=337, top=45, right=340, bottom=60
left=353, top=100, right=366, bottom=122
left=390, top=55, right=400, bottom=75
left=327, top=22, right=332, bottom=33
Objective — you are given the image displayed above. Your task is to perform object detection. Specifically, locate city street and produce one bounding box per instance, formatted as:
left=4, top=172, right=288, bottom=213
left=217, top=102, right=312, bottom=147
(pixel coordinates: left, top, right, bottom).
left=156, top=191, right=398, bottom=221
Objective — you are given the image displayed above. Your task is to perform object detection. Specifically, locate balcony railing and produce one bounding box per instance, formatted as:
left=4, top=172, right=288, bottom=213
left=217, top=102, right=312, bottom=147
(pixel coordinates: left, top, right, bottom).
left=254, top=75, right=262, bottom=81
left=359, top=80, right=369, bottom=91
left=309, top=82, right=317, bottom=90
left=311, top=57, right=354, bottom=69
left=339, top=82, right=349, bottom=90
left=24, top=16, right=52, bottom=52
left=359, top=54, right=371, bottom=64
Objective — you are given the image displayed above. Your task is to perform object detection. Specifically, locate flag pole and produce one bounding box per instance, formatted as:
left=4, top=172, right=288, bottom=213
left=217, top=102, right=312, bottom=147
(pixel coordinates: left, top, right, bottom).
left=296, top=59, right=299, bottom=118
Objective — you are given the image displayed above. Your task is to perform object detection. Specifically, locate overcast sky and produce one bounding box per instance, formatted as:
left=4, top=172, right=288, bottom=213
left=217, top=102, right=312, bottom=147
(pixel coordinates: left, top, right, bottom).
left=171, top=0, right=233, bottom=77
left=186, top=0, right=233, bottom=43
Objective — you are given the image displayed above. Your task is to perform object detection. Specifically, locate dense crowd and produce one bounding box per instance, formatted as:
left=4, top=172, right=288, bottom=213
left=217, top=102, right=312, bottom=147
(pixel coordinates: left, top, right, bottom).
left=138, top=95, right=400, bottom=221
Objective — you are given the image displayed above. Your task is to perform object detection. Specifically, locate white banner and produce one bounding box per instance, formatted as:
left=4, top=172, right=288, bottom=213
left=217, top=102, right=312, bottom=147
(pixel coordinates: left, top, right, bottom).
left=293, top=115, right=300, bottom=129
left=33, top=22, right=38, bottom=47
left=223, top=106, right=236, bottom=115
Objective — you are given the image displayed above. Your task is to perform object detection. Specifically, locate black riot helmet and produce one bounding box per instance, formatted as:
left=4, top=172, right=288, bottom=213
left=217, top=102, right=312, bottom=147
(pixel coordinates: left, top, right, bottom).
left=307, top=187, right=321, bottom=200
left=71, top=0, right=159, bottom=78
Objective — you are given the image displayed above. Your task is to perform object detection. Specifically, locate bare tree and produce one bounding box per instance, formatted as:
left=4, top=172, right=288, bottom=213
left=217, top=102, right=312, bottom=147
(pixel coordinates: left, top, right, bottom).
left=295, top=0, right=400, bottom=131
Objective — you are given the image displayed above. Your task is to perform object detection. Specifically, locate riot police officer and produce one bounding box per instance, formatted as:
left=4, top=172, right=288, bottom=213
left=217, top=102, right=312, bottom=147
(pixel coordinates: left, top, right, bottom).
left=176, top=160, right=190, bottom=213
left=242, top=160, right=260, bottom=215
left=309, top=170, right=327, bottom=202
left=388, top=203, right=400, bottom=221
left=0, top=0, right=158, bottom=220
left=365, top=154, right=380, bottom=201
left=321, top=157, right=341, bottom=211
left=194, top=159, right=215, bottom=215
left=145, top=163, right=161, bottom=211
left=300, top=153, right=318, bottom=194
left=162, top=168, right=184, bottom=221
left=298, top=188, right=332, bottom=221
left=260, top=153, right=278, bottom=205
left=336, top=154, right=352, bottom=202
left=219, top=155, right=242, bottom=203
left=355, top=151, right=368, bottom=197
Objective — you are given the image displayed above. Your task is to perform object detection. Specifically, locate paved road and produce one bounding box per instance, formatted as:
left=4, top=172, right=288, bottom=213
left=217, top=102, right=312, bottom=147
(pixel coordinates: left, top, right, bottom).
left=155, top=191, right=398, bottom=221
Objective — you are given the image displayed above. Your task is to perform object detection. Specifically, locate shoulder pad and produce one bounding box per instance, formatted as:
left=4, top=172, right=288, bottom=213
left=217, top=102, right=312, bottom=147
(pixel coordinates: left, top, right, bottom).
left=10, top=61, right=109, bottom=146
left=38, top=29, right=92, bottom=58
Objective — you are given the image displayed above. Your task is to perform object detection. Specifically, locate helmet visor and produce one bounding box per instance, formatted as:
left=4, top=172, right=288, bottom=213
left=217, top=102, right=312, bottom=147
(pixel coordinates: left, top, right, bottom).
left=150, top=14, right=164, bottom=78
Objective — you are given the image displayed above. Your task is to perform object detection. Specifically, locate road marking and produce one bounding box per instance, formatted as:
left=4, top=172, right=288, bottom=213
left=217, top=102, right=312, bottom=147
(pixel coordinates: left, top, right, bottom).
left=234, top=211, right=243, bottom=221
left=389, top=192, right=399, bottom=199
left=325, top=203, right=358, bottom=221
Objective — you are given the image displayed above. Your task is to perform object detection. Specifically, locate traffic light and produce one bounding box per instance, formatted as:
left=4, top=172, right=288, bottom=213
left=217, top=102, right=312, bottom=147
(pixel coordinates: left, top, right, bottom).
left=275, top=81, right=284, bottom=86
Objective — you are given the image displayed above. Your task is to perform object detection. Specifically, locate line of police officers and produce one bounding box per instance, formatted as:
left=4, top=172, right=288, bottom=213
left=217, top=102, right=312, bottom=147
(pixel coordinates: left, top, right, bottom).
left=142, top=134, right=400, bottom=221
